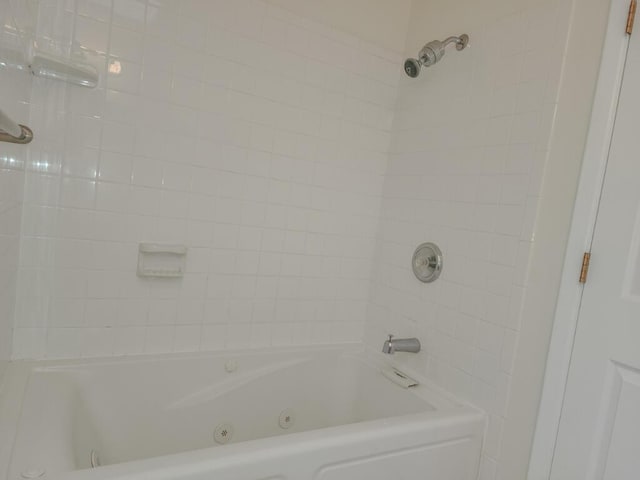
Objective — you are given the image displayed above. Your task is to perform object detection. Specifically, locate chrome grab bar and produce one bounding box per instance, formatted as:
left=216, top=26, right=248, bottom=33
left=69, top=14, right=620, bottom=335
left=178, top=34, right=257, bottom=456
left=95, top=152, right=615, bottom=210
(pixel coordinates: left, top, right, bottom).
left=0, top=108, right=33, bottom=144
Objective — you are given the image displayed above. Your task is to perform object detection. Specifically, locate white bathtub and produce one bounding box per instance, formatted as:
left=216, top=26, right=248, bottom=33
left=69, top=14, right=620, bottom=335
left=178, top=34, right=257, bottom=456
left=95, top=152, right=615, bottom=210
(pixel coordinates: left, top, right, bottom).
left=0, top=345, right=484, bottom=480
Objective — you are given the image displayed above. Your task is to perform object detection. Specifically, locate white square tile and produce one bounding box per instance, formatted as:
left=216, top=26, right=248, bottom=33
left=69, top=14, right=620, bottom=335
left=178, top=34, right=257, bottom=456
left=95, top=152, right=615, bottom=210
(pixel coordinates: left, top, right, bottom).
left=75, top=15, right=110, bottom=54
left=173, top=325, right=201, bottom=352
left=144, top=326, right=175, bottom=353
left=112, top=326, right=146, bottom=355
left=106, top=62, right=142, bottom=95
left=110, top=26, right=144, bottom=62
left=201, top=324, right=226, bottom=351
left=81, top=327, right=114, bottom=357
left=47, top=328, right=82, bottom=359
left=112, top=0, right=146, bottom=31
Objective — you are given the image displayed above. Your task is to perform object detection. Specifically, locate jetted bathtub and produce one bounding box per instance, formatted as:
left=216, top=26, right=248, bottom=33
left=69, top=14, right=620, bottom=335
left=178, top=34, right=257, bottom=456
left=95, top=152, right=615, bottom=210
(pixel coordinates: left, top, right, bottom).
left=0, top=345, right=484, bottom=480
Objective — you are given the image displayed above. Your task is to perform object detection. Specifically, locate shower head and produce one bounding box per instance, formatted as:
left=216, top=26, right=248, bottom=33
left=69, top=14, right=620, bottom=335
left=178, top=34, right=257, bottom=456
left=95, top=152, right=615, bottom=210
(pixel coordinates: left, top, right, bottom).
left=404, top=34, right=469, bottom=78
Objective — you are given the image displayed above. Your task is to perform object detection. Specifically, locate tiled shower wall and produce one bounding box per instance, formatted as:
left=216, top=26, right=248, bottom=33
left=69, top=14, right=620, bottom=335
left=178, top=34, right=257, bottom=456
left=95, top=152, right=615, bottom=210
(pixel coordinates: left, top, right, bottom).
left=0, top=114, right=26, bottom=377
left=0, top=133, right=25, bottom=379
left=365, top=0, right=573, bottom=478
left=8, top=0, right=401, bottom=358
left=0, top=3, right=30, bottom=377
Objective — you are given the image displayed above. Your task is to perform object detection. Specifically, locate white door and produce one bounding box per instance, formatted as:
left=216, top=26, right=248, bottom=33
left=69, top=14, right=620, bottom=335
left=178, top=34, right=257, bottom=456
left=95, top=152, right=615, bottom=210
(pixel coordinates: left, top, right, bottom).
left=550, top=11, right=640, bottom=480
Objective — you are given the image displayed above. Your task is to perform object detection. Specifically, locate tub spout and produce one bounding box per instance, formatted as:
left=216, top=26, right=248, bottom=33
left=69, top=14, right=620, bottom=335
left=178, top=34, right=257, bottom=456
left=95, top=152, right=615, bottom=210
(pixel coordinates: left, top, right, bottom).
left=382, top=335, right=421, bottom=354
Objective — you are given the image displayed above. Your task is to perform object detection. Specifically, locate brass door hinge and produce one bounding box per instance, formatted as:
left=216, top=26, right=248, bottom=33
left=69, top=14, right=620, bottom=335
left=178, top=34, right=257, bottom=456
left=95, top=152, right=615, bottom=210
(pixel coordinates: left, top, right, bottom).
left=579, top=252, right=591, bottom=284
left=627, top=0, right=637, bottom=35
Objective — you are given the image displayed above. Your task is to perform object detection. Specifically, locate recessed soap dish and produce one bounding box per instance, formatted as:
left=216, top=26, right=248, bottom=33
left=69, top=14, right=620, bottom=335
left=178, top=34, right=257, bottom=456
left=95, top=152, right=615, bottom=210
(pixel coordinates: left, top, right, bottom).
left=137, top=243, right=187, bottom=278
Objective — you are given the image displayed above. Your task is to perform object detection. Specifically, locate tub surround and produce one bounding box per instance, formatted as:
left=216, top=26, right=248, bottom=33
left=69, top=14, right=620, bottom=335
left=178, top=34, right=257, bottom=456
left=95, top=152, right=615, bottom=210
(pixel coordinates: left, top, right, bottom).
left=0, top=0, right=607, bottom=479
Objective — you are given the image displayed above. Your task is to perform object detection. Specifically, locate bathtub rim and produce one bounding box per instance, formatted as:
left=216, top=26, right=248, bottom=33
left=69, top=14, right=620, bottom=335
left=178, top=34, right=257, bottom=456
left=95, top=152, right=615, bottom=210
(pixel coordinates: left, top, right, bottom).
left=2, top=342, right=471, bottom=406
left=52, top=407, right=485, bottom=480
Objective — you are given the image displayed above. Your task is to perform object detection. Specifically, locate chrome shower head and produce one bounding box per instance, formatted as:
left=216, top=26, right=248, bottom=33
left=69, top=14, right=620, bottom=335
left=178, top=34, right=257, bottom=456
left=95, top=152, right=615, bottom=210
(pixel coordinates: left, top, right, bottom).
left=403, top=58, right=422, bottom=78
left=404, top=34, right=469, bottom=78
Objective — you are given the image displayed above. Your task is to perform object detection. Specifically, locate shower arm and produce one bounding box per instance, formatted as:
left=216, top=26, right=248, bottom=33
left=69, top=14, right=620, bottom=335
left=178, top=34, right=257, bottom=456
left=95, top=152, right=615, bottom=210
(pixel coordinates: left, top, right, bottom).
left=442, top=35, right=469, bottom=51
left=443, top=36, right=463, bottom=47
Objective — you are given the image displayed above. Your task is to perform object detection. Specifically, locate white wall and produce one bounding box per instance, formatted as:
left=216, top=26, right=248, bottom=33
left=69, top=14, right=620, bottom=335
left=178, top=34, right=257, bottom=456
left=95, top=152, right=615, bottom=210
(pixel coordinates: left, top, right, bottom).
left=365, top=0, right=576, bottom=478
left=8, top=0, right=401, bottom=359
left=265, top=0, right=413, bottom=54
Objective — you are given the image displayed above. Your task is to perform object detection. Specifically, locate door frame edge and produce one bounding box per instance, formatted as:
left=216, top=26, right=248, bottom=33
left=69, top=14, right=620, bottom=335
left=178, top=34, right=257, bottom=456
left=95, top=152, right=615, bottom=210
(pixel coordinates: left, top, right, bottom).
left=528, top=0, right=633, bottom=478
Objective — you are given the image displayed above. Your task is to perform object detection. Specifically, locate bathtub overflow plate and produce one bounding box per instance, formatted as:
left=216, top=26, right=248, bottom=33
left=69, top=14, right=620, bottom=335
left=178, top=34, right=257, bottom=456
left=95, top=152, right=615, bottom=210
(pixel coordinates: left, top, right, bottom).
left=412, top=242, right=443, bottom=283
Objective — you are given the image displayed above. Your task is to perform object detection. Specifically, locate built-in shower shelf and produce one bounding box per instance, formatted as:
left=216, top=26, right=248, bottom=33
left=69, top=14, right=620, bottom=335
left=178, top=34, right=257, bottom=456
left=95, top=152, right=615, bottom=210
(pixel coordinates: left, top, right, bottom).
left=137, top=243, right=187, bottom=278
